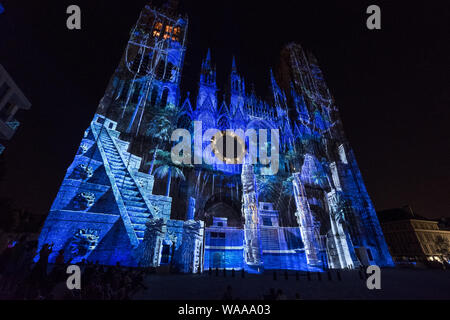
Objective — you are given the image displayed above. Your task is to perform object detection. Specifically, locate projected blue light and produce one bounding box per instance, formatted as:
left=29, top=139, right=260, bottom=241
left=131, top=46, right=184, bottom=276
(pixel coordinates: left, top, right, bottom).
left=36, top=3, right=393, bottom=273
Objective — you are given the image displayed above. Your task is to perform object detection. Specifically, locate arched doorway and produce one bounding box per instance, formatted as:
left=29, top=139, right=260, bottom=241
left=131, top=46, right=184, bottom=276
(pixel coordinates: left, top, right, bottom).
left=202, top=193, right=242, bottom=228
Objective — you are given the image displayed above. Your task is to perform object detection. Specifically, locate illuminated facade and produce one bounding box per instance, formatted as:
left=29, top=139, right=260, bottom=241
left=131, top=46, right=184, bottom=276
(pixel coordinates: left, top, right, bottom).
left=37, top=2, right=393, bottom=272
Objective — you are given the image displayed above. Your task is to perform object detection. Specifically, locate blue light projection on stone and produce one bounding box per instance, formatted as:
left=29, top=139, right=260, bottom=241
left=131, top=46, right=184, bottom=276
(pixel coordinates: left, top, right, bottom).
left=36, top=2, right=393, bottom=272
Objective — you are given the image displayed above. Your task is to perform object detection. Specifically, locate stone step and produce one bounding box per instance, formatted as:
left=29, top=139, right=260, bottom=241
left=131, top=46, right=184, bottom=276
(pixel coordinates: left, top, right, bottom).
left=113, top=174, right=134, bottom=183
left=135, top=230, right=144, bottom=239
left=109, top=159, right=123, bottom=164
left=119, top=186, right=139, bottom=193
left=113, top=175, right=133, bottom=182
left=110, top=165, right=126, bottom=171
left=121, top=189, right=139, bottom=197
left=124, top=199, right=146, bottom=207
left=126, top=205, right=148, bottom=213
left=122, top=194, right=142, bottom=201
left=130, top=216, right=150, bottom=225
left=116, top=180, right=136, bottom=189
left=106, top=155, right=122, bottom=161
left=113, top=174, right=133, bottom=182
left=103, top=148, right=119, bottom=153
left=131, top=223, right=148, bottom=231
left=127, top=211, right=150, bottom=219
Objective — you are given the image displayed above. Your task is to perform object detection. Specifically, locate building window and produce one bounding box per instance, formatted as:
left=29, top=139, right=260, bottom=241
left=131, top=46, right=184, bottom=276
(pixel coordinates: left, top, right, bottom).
left=160, top=88, right=169, bottom=107
left=262, top=217, right=272, bottom=226
left=163, top=25, right=180, bottom=41
left=131, top=83, right=141, bottom=103
left=217, top=222, right=223, bottom=227
left=149, top=87, right=158, bottom=106
left=138, top=54, right=150, bottom=76
left=211, top=232, right=225, bottom=238
left=153, top=22, right=163, bottom=38
left=338, top=144, right=348, bottom=164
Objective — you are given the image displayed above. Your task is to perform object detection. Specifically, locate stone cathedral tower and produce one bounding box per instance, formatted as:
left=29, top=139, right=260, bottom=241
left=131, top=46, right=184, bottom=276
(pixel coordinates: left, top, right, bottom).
left=37, top=2, right=393, bottom=272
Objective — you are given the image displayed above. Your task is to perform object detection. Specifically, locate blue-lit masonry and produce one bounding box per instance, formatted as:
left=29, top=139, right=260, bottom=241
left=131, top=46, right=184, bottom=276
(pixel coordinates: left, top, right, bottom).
left=36, top=2, right=393, bottom=272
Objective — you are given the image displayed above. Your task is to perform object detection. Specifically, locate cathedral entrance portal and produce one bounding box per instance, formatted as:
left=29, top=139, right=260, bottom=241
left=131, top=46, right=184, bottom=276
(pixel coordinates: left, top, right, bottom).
left=202, top=192, right=246, bottom=271
left=202, top=193, right=242, bottom=228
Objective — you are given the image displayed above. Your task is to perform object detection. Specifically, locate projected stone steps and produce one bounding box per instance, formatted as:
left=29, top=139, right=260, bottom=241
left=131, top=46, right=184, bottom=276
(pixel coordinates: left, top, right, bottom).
left=94, top=123, right=151, bottom=243
left=260, top=228, right=281, bottom=251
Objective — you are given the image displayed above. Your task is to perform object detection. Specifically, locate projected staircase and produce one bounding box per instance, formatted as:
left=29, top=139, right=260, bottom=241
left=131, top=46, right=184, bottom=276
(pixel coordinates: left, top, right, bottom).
left=260, top=228, right=282, bottom=252
left=91, top=115, right=157, bottom=246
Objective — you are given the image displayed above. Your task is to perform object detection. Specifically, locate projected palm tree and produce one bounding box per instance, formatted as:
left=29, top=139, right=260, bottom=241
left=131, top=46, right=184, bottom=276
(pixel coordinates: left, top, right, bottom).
left=146, top=104, right=177, bottom=175
left=154, top=163, right=186, bottom=197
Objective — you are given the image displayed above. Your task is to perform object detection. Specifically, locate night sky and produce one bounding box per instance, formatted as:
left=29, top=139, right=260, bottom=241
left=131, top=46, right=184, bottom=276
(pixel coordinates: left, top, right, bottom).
left=0, top=0, right=448, bottom=219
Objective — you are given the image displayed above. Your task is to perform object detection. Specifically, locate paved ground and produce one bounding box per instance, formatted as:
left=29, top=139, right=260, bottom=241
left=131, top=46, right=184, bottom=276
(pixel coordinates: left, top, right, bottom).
left=133, top=268, right=450, bottom=300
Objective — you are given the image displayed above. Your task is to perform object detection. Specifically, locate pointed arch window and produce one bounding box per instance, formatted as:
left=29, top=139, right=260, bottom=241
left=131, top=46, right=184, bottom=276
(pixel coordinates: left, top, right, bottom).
left=160, top=88, right=169, bottom=108
left=131, top=83, right=141, bottom=104
left=149, top=87, right=158, bottom=106
left=131, top=54, right=142, bottom=73
left=202, top=95, right=214, bottom=112
left=138, top=54, right=151, bottom=76
left=121, top=80, right=131, bottom=101
left=153, top=22, right=163, bottom=38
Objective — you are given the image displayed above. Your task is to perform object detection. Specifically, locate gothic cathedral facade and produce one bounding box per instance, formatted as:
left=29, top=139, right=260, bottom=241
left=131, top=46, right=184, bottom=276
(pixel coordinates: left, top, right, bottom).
left=37, top=2, right=393, bottom=272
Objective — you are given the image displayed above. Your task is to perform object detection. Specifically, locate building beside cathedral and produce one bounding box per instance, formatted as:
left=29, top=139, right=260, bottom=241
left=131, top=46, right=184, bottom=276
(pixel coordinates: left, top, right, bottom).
left=378, top=207, right=450, bottom=264
left=37, top=2, right=393, bottom=272
left=0, top=64, right=32, bottom=155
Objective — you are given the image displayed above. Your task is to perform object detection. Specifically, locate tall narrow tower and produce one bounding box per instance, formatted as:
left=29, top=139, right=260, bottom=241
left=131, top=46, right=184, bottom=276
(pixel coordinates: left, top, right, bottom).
left=36, top=2, right=189, bottom=267
left=229, top=57, right=245, bottom=117
left=197, top=48, right=217, bottom=111
left=99, top=2, right=188, bottom=139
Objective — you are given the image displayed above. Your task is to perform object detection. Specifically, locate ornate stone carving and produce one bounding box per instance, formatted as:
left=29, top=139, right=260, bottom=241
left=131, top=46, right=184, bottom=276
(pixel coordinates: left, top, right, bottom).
left=79, top=143, right=89, bottom=154
left=292, top=173, right=321, bottom=266
left=69, top=229, right=99, bottom=257
left=326, top=189, right=355, bottom=269
left=74, top=192, right=95, bottom=210
left=139, top=218, right=166, bottom=267
left=78, top=164, right=94, bottom=180
left=179, top=220, right=204, bottom=273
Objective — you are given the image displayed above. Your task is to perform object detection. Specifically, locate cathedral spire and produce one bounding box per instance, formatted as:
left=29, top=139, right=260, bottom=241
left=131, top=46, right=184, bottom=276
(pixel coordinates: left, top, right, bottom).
left=270, top=69, right=279, bottom=102
left=197, top=48, right=217, bottom=113
left=230, top=56, right=242, bottom=93
left=206, top=48, right=211, bottom=63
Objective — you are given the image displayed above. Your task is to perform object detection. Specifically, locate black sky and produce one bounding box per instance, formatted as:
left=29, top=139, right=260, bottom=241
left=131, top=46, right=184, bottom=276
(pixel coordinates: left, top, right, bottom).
left=0, top=0, right=449, bottom=219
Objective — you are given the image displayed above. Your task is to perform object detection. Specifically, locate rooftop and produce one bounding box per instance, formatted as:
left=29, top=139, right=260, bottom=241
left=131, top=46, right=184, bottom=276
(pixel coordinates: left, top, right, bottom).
left=377, top=207, right=435, bottom=223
